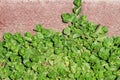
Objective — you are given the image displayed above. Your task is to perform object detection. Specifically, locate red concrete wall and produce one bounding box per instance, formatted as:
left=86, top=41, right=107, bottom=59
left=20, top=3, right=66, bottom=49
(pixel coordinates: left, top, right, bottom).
left=0, top=0, right=120, bottom=40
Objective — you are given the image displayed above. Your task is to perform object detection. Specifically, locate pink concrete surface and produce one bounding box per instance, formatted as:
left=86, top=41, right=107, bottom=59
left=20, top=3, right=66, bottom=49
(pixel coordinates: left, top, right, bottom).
left=82, top=1, right=120, bottom=36
left=0, top=0, right=120, bottom=40
left=0, top=0, right=73, bottom=40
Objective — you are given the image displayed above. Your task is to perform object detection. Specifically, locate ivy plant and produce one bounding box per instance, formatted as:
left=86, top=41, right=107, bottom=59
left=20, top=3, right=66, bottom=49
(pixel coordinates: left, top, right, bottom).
left=0, top=0, right=120, bottom=80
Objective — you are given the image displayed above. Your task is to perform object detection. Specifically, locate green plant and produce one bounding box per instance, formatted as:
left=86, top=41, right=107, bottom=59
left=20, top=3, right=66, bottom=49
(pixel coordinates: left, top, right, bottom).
left=0, top=0, right=120, bottom=80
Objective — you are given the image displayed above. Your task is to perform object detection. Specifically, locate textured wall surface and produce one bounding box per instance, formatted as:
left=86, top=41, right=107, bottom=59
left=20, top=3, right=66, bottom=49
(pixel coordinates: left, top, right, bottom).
left=82, top=0, right=120, bottom=36
left=0, top=0, right=73, bottom=40
left=0, top=0, right=120, bottom=40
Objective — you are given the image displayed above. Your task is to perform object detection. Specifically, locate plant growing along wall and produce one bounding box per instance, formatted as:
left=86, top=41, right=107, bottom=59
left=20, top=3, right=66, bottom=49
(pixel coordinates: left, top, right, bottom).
left=0, top=0, right=120, bottom=80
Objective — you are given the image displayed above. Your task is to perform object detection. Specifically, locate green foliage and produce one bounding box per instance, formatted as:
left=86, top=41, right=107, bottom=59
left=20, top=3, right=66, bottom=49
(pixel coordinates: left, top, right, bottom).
left=61, top=13, right=76, bottom=23
left=63, top=27, right=71, bottom=35
left=0, top=0, right=120, bottom=80
left=73, top=0, right=82, bottom=7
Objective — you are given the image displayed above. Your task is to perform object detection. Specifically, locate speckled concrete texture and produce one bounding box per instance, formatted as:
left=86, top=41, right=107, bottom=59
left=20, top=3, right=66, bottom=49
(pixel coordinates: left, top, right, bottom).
left=82, top=0, right=120, bottom=36
left=0, top=1, right=73, bottom=40
left=0, top=0, right=120, bottom=40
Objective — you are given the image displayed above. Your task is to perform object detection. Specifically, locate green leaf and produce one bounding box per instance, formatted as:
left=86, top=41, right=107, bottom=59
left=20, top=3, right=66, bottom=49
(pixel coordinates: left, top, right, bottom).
left=35, top=24, right=42, bottom=32
left=15, top=64, right=24, bottom=72
left=73, top=34, right=80, bottom=38
left=3, top=33, right=12, bottom=40
left=47, top=70, right=57, bottom=79
left=113, top=36, right=120, bottom=46
left=95, top=26, right=108, bottom=34
left=73, top=0, right=81, bottom=7
left=98, top=47, right=110, bottom=60
left=103, top=37, right=113, bottom=48
left=13, top=32, right=23, bottom=43
left=36, top=32, right=44, bottom=39
left=63, top=27, right=71, bottom=35
left=61, top=13, right=76, bottom=23
left=70, top=62, right=77, bottom=73
left=54, top=48, right=62, bottom=55
left=73, top=6, right=81, bottom=15
left=24, top=32, right=32, bottom=42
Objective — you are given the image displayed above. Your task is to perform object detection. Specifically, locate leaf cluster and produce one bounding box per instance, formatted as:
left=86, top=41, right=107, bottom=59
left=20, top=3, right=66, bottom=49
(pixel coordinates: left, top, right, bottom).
left=0, top=0, right=120, bottom=80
